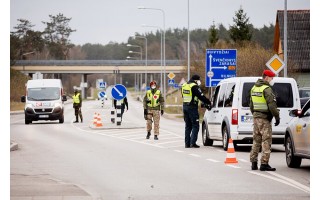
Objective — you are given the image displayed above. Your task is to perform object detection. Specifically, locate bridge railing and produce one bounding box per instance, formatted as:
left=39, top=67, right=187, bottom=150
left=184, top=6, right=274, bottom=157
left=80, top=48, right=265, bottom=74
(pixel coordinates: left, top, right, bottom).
left=14, top=60, right=184, bottom=66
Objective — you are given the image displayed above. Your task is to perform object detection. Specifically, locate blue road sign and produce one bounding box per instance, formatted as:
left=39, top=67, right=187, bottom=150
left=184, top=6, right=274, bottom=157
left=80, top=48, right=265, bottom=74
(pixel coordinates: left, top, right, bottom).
left=205, top=49, right=237, bottom=87
left=98, top=91, right=106, bottom=98
left=174, top=83, right=179, bottom=89
left=111, top=84, right=127, bottom=100
left=99, top=82, right=107, bottom=88
left=168, top=79, right=175, bottom=86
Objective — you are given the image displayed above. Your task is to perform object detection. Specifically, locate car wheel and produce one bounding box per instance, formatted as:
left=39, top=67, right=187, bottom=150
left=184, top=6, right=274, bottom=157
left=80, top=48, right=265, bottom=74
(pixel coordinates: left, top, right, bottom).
left=222, top=125, right=229, bottom=151
left=202, top=122, right=213, bottom=146
left=285, top=135, right=302, bottom=168
left=59, top=116, right=64, bottom=123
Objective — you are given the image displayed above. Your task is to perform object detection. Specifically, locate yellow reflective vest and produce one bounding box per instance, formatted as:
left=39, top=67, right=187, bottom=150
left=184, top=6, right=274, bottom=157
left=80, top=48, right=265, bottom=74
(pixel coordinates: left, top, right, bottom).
left=251, top=85, right=269, bottom=112
left=147, top=90, right=161, bottom=107
left=72, top=93, right=80, bottom=104
left=182, top=82, right=198, bottom=104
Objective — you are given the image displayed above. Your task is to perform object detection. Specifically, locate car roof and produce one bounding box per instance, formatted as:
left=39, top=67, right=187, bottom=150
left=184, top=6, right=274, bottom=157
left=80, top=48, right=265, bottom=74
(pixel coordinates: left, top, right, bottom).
left=217, top=76, right=296, bottom=84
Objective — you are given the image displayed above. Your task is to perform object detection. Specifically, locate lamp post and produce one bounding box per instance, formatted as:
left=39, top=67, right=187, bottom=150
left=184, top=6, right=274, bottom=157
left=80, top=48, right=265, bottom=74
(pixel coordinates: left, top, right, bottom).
left=134, top=35, right=148, bottom=91
left=138, top=6, right=166, bottom=100
left=128, top=51, right=142, bottom=60
left=21, top=51, right=35, bottom=75
left=141, top=24, right=163, bottom=91
left=187, top=0, right=190, bottom=80
left=127, top=44, right=143, bottom=93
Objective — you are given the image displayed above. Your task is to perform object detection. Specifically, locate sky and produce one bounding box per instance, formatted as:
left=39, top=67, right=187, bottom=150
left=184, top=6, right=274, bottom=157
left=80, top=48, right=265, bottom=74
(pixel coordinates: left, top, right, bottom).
left=10, top=0, right=310, bottom=45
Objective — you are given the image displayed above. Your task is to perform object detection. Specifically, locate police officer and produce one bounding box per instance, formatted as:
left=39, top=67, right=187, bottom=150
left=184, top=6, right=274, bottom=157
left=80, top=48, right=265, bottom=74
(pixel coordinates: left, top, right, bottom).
left=249, top=70, right=280, bottom=171
left=143, top=81, right=164, bottom=140
left=182, top=74, right=211, bottom=148
left=114, top=97, right=128, bottom=122
left=72, top=89, right=83, bottom=123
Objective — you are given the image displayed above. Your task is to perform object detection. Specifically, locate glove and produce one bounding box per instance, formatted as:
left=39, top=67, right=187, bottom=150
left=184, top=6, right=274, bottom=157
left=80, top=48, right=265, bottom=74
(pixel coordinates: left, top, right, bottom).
left=274, top=118, right=280, bottom=126
left=144, top=109, right=148, bottom=115
left=161, top=110, right=164, bottom=115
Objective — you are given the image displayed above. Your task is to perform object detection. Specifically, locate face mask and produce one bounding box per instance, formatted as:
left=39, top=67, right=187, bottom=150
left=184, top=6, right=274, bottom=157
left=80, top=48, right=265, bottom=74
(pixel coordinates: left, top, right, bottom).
left=269, top=79, right=275, bottom=86
left=196, top=80, right=201, bottom=86
left=151, top=86, right=156, bottom=89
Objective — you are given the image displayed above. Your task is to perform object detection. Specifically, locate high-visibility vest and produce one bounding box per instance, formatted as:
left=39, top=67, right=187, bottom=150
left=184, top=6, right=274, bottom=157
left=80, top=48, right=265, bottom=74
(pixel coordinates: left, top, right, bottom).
left=72, top=93, right=80, bottom=104
left=147, top=90, right=161, bottom=107
left=251, top=85, right=269, bottom=112
left=181, top=82, right=198, bottom=104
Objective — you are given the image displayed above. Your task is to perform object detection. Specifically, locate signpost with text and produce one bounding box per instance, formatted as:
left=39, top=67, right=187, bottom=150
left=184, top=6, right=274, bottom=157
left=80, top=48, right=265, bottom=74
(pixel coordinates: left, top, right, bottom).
left=205, top=49, right=237, bottom=87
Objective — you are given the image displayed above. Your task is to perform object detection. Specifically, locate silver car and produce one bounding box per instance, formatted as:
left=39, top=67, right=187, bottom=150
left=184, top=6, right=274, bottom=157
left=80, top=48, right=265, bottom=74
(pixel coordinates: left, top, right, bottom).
left=285, top=99, right=310, bottom=168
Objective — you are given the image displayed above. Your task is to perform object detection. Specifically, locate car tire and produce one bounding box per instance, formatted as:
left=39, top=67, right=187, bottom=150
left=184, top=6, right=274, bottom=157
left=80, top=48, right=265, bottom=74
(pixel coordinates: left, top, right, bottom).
left=222, top=125, right=229, bottom=151
left=202, top=122, right=213, bottom=146
left=59, top=116, right=64, bottom=123
left=285, top=135, right=302, bottom=168
left=25, top=118, right=31, bottom=124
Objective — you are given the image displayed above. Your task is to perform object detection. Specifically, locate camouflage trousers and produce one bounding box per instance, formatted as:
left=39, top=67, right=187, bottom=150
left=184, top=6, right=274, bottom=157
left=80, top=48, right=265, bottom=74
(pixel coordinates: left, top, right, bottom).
left=250, top=118, right=272, bottom=164
left=146, top=109, right=160, bottom=135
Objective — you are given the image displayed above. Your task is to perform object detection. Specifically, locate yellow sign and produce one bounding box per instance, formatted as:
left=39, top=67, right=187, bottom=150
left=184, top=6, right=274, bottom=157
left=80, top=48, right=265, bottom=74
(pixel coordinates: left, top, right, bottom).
left=265, top=54, right=285, bottom=74
left=167, top=72, right=175, bottom=79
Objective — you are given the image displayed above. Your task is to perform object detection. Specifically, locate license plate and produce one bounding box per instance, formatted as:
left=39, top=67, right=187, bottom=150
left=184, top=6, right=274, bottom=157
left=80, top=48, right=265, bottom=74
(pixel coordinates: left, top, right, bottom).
left=39, top=115, right=49, bottom=118
left=241, top=115, right=253, bottom=123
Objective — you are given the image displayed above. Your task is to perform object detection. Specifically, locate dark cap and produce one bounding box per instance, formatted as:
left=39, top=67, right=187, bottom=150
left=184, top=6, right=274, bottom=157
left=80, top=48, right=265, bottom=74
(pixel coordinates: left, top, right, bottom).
left=191, top=74, right=201, bottom=80
left=263, top=70, right=276, bottom=77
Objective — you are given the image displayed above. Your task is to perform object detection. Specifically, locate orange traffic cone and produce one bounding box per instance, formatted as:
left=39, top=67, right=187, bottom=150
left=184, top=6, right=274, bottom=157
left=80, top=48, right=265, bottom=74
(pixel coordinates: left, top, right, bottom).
left=224, top=138, right=238, bottom=164
left=92, top=112, right=98, bottom=126
left=96, top=114, right=103, bottom=127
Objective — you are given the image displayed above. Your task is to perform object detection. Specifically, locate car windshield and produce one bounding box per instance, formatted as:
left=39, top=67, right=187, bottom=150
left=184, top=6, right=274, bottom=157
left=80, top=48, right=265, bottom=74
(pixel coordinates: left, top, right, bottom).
left=27, top=87, right=60, bottom=101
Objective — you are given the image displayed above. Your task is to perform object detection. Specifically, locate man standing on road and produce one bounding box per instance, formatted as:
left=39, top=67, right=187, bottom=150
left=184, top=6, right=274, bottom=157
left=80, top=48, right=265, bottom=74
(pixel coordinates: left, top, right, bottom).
left=249, top=70, right=280, bottom=171
left=114, top=97, right=128, bottom=122
left=181, top=74, right=211, bottom=148
left=72, top=89, right=83, bottom=123
left=143, top=81, right=164, bottom=140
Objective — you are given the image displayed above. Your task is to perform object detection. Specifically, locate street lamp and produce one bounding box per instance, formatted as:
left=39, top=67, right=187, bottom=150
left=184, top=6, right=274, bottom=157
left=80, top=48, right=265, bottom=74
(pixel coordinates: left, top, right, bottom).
left=138, top=6, right=166, bottom=100
left=141, top=24, right=163, bottom=91
left=21, top=51, right=35, bottom=75
left=127, top=44, right=143, bottom=93
left=128, top=50, right=142, bottom=60
left=134, top=35, right=148, bottom=92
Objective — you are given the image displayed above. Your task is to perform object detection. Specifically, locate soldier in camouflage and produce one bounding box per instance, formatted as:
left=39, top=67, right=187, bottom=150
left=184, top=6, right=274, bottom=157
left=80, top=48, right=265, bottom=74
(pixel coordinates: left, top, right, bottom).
left=143, top=81, right=164, bottom=140
left=249, top=70, right=280, bottom=171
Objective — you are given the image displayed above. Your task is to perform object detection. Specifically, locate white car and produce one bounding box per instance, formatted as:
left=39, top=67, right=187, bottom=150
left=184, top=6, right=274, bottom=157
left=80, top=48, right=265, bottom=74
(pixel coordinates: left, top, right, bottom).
left=285, top=99, right=310, bottom=168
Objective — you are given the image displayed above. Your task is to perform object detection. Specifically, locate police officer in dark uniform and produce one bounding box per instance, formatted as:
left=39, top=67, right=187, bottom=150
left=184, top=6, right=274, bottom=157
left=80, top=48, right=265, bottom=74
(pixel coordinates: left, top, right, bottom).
left=249, top=70, right=280, bottom=171
left=114, top=97, right=128, bottom=121
left=181, top=74, right=211, bottom=148
left=72, top=89, right=83, bottom=123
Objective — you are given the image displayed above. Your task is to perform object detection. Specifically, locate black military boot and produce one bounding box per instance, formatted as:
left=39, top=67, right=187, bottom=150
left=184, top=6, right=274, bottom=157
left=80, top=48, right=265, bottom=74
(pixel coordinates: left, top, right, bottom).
left=73, top=116, right=79, bottom=123
left=146, top=132, right=151, bottom=139
left=260, top=164, right=276, bottom=171
left=251, top=162, right=258, bottom=170
left=154, top=135, right=158, bottom=140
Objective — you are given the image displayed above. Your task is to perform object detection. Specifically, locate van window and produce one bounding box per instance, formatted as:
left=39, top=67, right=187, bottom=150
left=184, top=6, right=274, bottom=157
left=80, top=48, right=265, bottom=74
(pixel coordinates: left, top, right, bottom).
left=242, top=82, right=255, bottom=107
left=242, top=82, right=294, bottom=108
left=224, top=83, right=236, bottom=107
left=212, top=86, right=220, bottom=108
left=218, top=83, right=227, bottom=107
left=272, top=83, right=294, bottom=108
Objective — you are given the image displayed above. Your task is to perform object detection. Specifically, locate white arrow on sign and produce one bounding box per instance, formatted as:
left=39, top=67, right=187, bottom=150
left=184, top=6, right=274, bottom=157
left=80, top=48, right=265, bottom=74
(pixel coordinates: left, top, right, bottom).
left=114, top=86, right=123, bottom=97
left=211, top=66, right=227, bottom=70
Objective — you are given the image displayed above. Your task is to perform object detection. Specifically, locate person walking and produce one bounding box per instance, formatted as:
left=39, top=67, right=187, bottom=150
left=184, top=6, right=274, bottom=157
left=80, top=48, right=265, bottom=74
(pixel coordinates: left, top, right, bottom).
left=249, top=69, right=280, bottom=171
left=143, top=81, right=164, bottom=140
left=114, top=97, right=128, bottom=121
left=72, top=89, right=83, bottom=123
left=181, top=74, right=211, bottom=148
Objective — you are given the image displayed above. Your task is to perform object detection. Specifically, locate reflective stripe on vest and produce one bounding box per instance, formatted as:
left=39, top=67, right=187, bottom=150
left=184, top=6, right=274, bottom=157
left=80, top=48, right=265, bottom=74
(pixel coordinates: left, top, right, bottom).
left=251, top=85, right=269, bottom=112
left=72, top=93, right=80, bottom=104
left=182, top=82, right=198, bottom=103
left=147, top=90, right=161, bottom=107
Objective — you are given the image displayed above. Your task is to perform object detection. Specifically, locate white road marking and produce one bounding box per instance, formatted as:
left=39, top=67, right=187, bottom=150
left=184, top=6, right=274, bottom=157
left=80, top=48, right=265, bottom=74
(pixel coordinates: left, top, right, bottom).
left=174, top=150, right=184, bottom=153
left=206, top=158, right=220, bottom=163
left=225, top=164, right=241, bottom=169
left=189, top=154, right=201, bottom=157
left=238, top=158, right=249, bottom=163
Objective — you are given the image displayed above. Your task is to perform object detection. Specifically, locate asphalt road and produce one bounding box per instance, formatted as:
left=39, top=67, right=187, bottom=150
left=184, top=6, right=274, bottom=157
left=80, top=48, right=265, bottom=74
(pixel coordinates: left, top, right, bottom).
left=10, top=93, right=311, bottom=200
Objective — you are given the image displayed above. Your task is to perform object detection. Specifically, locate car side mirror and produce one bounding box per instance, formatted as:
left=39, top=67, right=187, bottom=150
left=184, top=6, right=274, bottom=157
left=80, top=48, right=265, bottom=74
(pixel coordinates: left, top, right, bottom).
left=289, top=109, right=300, bottom=117
left=21, top=96, right=26, bottom=103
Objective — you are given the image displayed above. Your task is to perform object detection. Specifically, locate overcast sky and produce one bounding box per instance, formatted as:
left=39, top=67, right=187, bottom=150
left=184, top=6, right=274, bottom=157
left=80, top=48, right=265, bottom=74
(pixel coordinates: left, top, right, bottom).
left=10, top=0, right=310, bottom=45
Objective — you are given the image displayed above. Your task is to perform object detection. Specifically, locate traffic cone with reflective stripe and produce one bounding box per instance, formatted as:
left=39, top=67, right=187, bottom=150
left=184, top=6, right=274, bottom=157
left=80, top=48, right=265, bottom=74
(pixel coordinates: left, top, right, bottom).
left=92, top=112, right=98, bottom=126
left=224, top=138, right=238, bottom=164
left=96, top=113, right=103, bottom=127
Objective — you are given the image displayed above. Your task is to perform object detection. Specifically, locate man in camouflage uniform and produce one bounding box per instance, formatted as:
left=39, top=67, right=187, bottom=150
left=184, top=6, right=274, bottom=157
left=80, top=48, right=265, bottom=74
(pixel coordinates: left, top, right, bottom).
left=72, top=89, right=83, bottom=123
left=249, top=70, right=280, bottom=171
left=143, top=81, right=164, bottom=140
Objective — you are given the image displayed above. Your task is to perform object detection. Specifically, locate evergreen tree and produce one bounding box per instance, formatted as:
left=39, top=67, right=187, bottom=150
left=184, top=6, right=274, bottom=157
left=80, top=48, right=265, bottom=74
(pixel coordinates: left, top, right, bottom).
left=229, top=7, right=253, bottom=43
left=208, top=21, right=218, bottom=46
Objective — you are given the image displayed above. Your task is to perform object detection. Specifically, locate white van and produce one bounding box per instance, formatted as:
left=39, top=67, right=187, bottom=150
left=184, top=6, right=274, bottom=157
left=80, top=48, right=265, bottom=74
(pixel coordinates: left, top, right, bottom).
left=21, top=79, right=67, bottom=124
left=202, top=77, right=301, bottom=150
